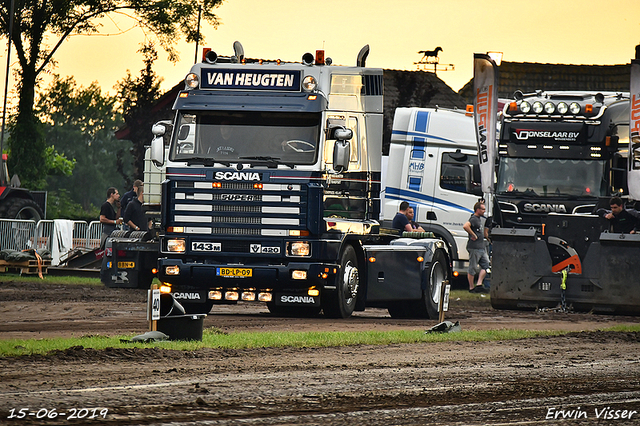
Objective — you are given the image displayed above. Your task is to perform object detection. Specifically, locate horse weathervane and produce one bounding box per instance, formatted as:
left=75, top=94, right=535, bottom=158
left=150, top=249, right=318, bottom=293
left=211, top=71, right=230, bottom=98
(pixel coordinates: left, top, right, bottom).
left=415, top=47, right=454, bottom=74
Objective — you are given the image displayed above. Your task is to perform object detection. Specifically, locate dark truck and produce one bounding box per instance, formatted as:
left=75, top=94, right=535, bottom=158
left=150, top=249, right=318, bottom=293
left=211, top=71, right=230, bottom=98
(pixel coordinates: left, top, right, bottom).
left=490, top=91, right=640, bottom=314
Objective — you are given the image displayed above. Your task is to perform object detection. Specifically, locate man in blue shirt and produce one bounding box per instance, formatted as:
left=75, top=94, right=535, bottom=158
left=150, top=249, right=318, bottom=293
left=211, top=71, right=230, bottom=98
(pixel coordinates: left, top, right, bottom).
left=392, top=201, right=413, bottom=234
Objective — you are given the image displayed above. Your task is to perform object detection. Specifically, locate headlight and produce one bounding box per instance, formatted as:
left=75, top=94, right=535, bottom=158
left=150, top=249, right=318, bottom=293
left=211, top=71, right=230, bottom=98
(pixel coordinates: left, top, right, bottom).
left=519, top=101, right=531, bottom=113
left=569, top=102, right=581, bottom=114
left=302, top=75, right=317, bottom=92
left=185, top=73, right=199, bottom=89
left=557, top=102, right=568, bottom=114
left=288, top=241, right=311, bottom=257
left=167, top=239, right=186, bottom=252
left=544, top=102, right=556, bottom=114
left=532, top=101, right=543, bottom=114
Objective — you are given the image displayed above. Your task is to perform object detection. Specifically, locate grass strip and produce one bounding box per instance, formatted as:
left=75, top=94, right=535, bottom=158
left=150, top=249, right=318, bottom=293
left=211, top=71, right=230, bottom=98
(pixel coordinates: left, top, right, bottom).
left=2, top=325, right=639, bottom=358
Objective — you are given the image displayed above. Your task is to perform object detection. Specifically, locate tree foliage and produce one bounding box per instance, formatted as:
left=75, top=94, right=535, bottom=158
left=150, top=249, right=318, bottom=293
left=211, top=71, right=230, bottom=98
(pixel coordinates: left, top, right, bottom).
left=37, top=75, right=131, bottom=213
left=115, top=43, right=164, bottom=183
left=0, top=0, right=223, bottom=188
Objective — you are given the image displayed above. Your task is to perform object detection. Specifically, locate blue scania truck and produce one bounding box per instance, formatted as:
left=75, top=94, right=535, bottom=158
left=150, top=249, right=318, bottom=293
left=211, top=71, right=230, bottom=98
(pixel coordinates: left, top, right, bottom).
left=147, top=43, right=451, bottom=318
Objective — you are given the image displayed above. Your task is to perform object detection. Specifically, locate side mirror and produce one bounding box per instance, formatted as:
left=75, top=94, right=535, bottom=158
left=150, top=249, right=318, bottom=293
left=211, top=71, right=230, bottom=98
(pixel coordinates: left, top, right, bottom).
left=328, top=126, right=353, bottom=141
left=333, top=140, right=350, bottom=172
left=151, top=124, right=165, bottom=167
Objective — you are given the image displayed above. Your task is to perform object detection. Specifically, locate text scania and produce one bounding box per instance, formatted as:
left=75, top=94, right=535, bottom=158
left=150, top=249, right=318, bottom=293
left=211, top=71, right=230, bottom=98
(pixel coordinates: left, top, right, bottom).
left=215, top=171, right=261, bottom=181
left=173, top=292, right=201, bottom=300
left=523, top=203, right=567, bottom=213
left=280, top=295, right=316, bottom=304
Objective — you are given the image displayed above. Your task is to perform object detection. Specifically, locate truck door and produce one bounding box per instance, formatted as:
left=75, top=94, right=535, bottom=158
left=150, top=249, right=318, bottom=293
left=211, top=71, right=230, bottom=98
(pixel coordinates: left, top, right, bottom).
left=429, top=149, right=481, bottom=264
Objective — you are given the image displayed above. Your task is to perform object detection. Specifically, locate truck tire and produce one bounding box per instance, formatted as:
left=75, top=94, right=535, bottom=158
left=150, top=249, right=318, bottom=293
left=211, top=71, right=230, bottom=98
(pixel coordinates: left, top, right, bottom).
left=323, top=245, right=359, bottom=318
left=422, top=248, right=449, bottom=319
left=0, top=197, right=44, bottom=221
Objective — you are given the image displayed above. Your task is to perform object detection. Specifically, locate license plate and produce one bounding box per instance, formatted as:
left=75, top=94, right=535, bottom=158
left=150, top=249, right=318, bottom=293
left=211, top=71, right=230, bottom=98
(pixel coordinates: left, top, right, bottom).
left=217, top=267, right=252, bottom=278
left=118, top=261, right=135, bottom=269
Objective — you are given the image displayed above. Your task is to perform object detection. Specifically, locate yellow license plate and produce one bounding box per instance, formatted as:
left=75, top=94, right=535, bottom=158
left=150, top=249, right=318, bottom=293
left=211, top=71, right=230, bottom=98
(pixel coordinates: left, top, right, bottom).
left=217, top=267, right=252, bottom=278
left=118, top=261, right=135, bottom=269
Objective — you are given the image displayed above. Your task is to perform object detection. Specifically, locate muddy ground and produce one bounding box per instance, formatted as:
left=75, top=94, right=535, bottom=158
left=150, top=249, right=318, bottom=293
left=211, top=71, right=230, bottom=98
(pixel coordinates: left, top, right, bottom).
left=1, top=279, right=640, bottom=425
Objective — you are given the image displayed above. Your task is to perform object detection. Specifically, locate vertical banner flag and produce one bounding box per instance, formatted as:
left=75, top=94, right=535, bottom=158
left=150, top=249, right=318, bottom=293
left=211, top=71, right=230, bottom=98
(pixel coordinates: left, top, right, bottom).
left=629, top=54, right=640, bottom=200
left=473, top=54, right=499, bottom=194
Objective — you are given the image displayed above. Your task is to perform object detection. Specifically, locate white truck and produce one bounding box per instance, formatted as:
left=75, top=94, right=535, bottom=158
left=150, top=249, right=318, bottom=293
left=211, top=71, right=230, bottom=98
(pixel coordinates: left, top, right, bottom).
left=382, top=107, right=482, bottom=278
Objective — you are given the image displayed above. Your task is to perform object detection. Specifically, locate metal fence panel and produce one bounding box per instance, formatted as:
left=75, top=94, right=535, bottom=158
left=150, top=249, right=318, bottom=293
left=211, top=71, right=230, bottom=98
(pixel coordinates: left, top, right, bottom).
left=0, top=219, right=37, bottom=252
left=72, top=221, right=89, bottom=248
left=35, top=220, right=54, bottom=252
left=87, top=221, right=103, bottom=249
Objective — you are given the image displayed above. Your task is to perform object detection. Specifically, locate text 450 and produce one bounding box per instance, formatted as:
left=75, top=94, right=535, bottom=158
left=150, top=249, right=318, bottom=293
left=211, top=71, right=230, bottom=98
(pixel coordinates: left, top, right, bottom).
left=7, top=408, right=109, bottom=420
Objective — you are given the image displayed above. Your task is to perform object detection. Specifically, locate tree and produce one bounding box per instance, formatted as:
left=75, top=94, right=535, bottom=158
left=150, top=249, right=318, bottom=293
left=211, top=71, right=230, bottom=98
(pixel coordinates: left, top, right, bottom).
left=115, top=43, right=164, bottom=183
left=37, top=75, right=131, bottom=213
left=0, top=0, right=223, bottom=188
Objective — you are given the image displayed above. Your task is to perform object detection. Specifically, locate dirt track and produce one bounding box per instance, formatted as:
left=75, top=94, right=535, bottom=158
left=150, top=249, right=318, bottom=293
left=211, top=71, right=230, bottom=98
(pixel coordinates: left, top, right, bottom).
left=1, top=279, right=640, bottom=425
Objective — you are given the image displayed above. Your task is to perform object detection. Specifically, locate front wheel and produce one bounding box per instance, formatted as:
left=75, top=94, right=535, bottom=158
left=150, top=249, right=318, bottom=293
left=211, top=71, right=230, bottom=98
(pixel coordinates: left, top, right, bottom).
left=323, top=245, right=360, bottom=318
left=423, top=248, right=449, bottom=319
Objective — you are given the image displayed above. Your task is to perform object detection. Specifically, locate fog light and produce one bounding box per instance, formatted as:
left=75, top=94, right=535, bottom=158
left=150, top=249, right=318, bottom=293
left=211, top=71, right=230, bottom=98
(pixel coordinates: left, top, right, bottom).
left=453, top=271, right=459, bottom=277
left=225, top=291, right=239, bottom=301
left=209, top=290, right=222, bottom=300
left=241, top=292, right=256, bottom=301
left=159, top=285, right=172, bottom=293
left=292, top=270, right=308, bottom=280
left=417, top=256, right=424, bottom=262
left=308, top=288, right=320, bottom=297
left=165, top=265, right=180, bottom=275
left=258, top=292, right=273, bottom=302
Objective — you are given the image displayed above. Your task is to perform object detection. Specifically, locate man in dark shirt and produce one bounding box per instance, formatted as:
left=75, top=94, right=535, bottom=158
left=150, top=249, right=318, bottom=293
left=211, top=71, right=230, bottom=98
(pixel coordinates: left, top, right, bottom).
left=124, top=186, right=148, bottom=232
left=99, top=187, right=122, bottom=249
left=392, top=201, right=413, bottom=234
left=120, top=179, right=143, bottom=216
left=598, top=196, right=638, bottom=234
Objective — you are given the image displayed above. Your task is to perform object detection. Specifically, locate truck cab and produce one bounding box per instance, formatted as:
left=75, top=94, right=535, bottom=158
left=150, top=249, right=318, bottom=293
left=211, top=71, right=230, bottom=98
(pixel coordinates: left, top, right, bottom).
left=383, top=107, right=481, bottom=278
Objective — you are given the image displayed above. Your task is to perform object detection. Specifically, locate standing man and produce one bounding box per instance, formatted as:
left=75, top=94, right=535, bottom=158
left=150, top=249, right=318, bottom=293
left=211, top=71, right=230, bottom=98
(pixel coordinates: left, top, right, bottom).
left=124, top=184, right=148, bottom=232
left=392, top=201, right=413, bottom=234
left=463, top=201, right=490, bottom=293
left=99, top=187, right=122, bottom=249
left=120, top=179, right=143, bottom=215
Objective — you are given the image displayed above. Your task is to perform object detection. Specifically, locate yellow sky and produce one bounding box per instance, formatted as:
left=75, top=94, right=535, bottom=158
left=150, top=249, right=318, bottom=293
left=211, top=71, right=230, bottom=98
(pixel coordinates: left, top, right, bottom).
left=2, top=0, right=640, bottom=103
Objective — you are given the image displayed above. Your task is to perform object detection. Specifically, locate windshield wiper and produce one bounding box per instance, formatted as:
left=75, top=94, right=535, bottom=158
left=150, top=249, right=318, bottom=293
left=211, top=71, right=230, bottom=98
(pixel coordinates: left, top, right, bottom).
left=239, top=156, right=295, bottom=169
left=186, top=157, right=231, bottom=167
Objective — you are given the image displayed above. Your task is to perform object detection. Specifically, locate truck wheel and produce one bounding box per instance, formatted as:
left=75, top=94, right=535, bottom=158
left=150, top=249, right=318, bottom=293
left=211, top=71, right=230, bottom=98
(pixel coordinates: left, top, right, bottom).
left=423, top=248, right=449, bottom=319
left=0, top=197, right=43, bottom=221
left=323, top=245, right=359, bottom=318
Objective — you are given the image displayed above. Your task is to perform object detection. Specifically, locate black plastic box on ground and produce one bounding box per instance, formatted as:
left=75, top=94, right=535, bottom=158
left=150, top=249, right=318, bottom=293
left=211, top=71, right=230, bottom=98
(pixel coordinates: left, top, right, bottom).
left=157, top=314, right=206, bottom=341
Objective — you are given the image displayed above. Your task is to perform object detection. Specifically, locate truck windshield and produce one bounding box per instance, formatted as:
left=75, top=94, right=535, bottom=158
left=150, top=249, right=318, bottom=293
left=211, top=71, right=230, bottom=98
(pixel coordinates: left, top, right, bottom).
left=497, top=158, right=607, bottom=197
left=169, top=111, right=321, bottom=164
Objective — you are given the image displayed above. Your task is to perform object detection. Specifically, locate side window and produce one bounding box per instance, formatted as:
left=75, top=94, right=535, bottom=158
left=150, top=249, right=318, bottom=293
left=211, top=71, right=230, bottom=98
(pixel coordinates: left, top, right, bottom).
left=440, top=152, right=482, bottom=195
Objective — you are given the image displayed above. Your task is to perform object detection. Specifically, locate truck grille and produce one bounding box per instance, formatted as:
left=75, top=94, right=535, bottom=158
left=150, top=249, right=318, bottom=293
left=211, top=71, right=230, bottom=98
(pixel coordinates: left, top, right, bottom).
left=170, top=178, right=306, bottom=236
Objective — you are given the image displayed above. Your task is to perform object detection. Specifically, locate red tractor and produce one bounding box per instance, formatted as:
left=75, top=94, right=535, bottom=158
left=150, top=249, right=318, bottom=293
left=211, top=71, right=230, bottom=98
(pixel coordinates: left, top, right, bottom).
left=0, top=154, right=45, bottom=221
